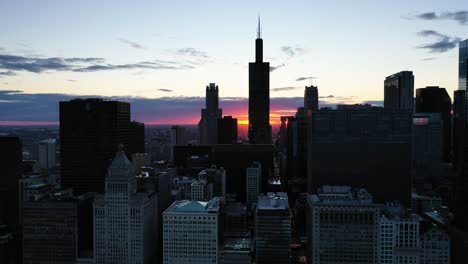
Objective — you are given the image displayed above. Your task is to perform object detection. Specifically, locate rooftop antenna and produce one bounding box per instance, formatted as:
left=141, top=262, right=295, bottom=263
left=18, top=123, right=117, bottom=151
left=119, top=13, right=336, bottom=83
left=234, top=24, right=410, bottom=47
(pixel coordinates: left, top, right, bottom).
left=257, top=15, right=261, bottom=39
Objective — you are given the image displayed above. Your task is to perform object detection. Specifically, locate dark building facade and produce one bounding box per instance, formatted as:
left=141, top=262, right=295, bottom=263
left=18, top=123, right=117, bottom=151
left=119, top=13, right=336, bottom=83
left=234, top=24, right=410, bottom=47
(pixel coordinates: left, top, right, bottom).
left=217, top=116, right=238, bottom=144
left=22, top=191, right=78, bottom=264
left=0, top=136, right=22, bottom=226
left=304, top=85, right=318, bottom=111
left=199, top=83, right=222, bottom=145
left=384, top=71, right=414, bottom=111
left=129, top=121, right=145, bottom=154
left=415, top=86, right=451, bottom=162
left=212, top=144, right=274, bottom=202
left=248, top=19, right=271, bottom=144
left=307, top=109, right=413, bottom=206
left=60, top=98, right=141, bottom=194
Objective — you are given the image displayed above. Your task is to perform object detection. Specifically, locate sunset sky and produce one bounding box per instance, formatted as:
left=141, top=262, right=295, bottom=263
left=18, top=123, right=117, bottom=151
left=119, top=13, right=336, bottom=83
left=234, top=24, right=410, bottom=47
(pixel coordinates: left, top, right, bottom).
left=1, top=0, right=467, bottom=125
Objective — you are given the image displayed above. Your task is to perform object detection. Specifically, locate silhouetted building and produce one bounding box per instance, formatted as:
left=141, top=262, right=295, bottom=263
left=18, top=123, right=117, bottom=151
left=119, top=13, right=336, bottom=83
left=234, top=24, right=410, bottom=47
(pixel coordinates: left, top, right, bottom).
left=0, top=136, right=22, bottom=226
left=220, top=237, right=253, bottom=264
left=453, top=90, right=466, bottom=171
left=199, top=83, right=223, bottom=145
left=415, top=86, right=451, bottom=161
left=337, top=103, right=373, bottom=110
left=60, top=98, right=141, bottom=194
left=384, top=71, right=414, bottom=111
left=249, top=18, right=271, bottom=144
left=304, top=85, right=318, bottom=111
left=173, top=145, right=212, bottom=174
left=170, top=125, right=187, bottom=160
left=307, top=109, right=413, bottom=206
left=217, top=116, right=238, bottom=144
left=22, top=190, right=78, bottom=264
left=255, top=192, right=291, bottom=264
left=212, top=144, right=274, bottom=202
left=307, top=186, right=380, bottom=264
left=94, top=146, right=158, bottom=264
left=129, top=121, right=145, bottom=154
left=163, top=198, right=222, bottom=263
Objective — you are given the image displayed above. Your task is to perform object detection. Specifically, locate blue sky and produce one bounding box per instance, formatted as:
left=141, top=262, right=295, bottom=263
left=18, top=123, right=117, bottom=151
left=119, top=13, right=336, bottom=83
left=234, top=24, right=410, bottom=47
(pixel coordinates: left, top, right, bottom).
left=0, top=0, right=467, bottom=123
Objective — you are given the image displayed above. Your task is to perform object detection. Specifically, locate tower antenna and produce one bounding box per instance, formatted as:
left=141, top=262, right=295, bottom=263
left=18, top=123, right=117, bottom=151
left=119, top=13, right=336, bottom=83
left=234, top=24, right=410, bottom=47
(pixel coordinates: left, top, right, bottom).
left=257, top=15, right=261, bottom=39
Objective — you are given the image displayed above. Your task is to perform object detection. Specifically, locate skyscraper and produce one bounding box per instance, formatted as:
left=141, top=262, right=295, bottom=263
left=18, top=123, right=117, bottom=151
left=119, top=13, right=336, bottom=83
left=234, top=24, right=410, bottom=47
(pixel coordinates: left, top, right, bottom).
left=246, top=162, right=261, bottom=204
left=307, top=186, right=380, bottom=264
left=60, top=98, right=141, bottom=194
left=37, top=139, right=56, bottom=169
left=384, top=71, right=414, bottom=111
left=459, top=39, right=468, bottom=91
left=0, top=136, right=22, bottom=226
left=249, top=17, right=271, bottom=144
left=415, top=86, right=451, bottom=161
left=94, top=146, right=158, bottom=264
left=304, top=85, right=319, bottom=111
left=217, top=116, right=238, bottom=144
left=163, top=198, right=222, bottom=264
left=199, top=83, right=222, bottom=145
left=307, top=108, right=413, bottom=206
left=170, top=125, right=187, bottom=160
left=255, top=192, right=291, bottom=264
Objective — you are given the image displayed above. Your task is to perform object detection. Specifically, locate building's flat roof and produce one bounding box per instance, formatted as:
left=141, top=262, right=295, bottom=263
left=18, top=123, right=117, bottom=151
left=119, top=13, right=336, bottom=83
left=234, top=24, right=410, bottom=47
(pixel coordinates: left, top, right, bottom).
left=258, top=192, right=289, bottom=210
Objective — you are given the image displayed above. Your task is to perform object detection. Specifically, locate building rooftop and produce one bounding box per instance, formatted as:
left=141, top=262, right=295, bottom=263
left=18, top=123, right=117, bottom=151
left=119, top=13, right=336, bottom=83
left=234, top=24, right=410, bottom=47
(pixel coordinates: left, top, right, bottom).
left=258, top=192, right=289, bottom=210
left=165, top=197, right=222, bottom=214
left=310, top=186, right=374, bottom=205
left=223, top=237, right=253, bottom=251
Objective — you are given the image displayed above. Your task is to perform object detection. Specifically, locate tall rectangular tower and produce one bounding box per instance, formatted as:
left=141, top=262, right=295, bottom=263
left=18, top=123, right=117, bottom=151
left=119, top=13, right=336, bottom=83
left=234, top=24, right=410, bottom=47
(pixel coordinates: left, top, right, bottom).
left=60, top=98, right=137, bottom=194
left=384, top=71, right=414, bottom=111
left=459, top=39, right=468, bottom=91
left=249, top=18, right=271, bottom=144
left=199, top=83, right=222, bottom=145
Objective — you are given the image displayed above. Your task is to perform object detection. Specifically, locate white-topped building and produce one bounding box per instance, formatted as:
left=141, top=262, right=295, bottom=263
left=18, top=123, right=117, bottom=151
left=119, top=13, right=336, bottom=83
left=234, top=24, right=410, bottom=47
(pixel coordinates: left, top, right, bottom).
left=163, top=197, right=222, bottom=264
left=94, top=146, right=158, bottom=264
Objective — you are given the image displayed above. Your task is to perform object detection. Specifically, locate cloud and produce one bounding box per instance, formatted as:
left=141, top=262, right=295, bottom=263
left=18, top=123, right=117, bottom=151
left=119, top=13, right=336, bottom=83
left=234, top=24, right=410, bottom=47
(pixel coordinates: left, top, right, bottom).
left=118, top=38, right=146, bottom=50
left=67, top=79, right=77, bottom=82
left=415, top=11, right=468, bottom=25
left=319, top=95, right=334, bottom=98
left=270, top=63, right=285, bottom=72
left=422, top=57, right=436, bottom=61
left=157, top=88, right=173, bottom=92
left=296, top=76, right=317, bottom=81
left=0, top=54, right=196, bottom=74
left=271, top=87, right=299, bottom=92
left=0, top=71, right=16, bottom=77
left=417, top=30, right=461, bottom=53
left=175, top=48, right=208, bottom=58
left=281, top=46, right=305, bottom=57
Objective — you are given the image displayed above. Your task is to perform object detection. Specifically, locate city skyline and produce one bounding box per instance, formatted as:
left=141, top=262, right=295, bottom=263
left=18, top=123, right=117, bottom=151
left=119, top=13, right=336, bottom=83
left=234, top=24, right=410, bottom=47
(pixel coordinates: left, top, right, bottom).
left=1, top=1, right=467, bottom=125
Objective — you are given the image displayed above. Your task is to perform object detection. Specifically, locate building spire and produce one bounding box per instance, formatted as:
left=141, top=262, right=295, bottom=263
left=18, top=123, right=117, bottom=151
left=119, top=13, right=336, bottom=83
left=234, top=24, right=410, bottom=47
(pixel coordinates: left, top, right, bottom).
left=257, top=15, right=261, bottom=39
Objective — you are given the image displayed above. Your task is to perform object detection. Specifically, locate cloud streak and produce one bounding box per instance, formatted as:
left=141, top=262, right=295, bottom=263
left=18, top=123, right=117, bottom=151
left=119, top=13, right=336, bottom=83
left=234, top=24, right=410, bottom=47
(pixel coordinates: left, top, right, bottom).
left=118, top=38, right=146, bottom=49
left=0, top=54, right=196, bottom=74
left=271, top=87, right=299, bottom=92
left=281, top=46, right=305, bottom=57
left=415, top=11, right=468, bottom=25
left=175, top=48, right=208, bottom=58
left=270, top=63, right=285, bottom=72
left=417, top=30, right=461, bottom=53
left=296, top=76, right=317, bottom=81
left=157, top=88, right=173, bottom=92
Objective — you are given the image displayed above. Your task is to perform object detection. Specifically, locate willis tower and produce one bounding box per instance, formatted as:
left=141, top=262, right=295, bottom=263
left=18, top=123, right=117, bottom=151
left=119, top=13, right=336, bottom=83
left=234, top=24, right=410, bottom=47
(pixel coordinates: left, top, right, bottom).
left=249, top=17, right=272, bottom=144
